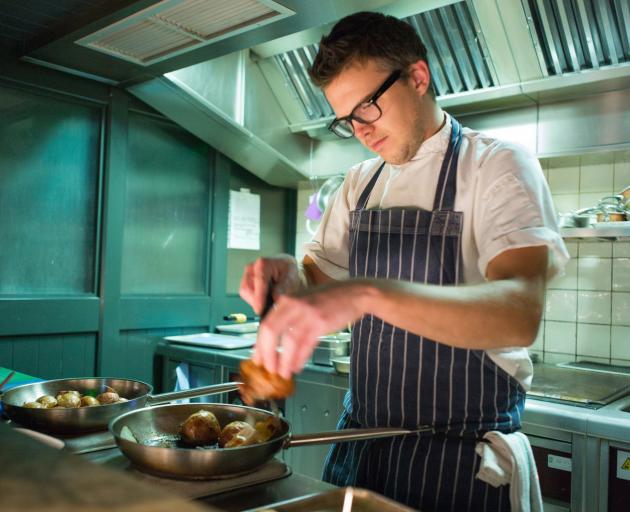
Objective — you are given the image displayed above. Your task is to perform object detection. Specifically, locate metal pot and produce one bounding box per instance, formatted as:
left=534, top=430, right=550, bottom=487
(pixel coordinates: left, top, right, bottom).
left=109, top=403, right=430, bottom=480
left=1, top=377, right=239, bottom=434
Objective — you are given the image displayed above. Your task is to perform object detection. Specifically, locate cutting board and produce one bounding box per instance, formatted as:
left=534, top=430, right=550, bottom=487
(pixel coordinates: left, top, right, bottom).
left=164, top=333, right=254, bottom=350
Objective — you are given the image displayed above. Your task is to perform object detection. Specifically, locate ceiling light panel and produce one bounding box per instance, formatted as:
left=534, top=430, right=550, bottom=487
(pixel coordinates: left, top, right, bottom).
left=76, top=0, right=294, bottom=66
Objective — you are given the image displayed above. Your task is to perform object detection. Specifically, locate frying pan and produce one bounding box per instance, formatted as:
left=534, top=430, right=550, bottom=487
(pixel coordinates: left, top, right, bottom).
left=1, top=377, right=239, bottom=434
left=109, top=403, right=431, bottom=480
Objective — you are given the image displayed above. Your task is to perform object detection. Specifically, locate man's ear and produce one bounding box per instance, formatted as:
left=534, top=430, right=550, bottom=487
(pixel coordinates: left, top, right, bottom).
left=408, top=60, right=431, bottom=96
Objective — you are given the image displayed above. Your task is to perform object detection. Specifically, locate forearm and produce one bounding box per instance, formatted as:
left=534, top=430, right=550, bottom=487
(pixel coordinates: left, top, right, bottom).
left=355, top=277, right=544, bottom=349
left=301, top=255, right=337, bottom=288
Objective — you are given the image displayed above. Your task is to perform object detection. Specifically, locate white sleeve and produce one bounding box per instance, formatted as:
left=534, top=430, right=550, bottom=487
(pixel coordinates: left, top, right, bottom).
left=473, top=142, right=569, bottom=279
left=303, top=174, right=353, bottom=280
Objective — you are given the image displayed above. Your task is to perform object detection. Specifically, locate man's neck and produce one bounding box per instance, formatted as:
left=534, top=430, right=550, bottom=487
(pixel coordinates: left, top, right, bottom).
left=424, top=106, right=446, bottom=140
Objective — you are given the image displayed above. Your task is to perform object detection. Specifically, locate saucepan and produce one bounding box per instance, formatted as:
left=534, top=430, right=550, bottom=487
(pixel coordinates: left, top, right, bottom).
left=1, top=377, right=239, bottom=434
left=109, top=402, right=431, bottom=480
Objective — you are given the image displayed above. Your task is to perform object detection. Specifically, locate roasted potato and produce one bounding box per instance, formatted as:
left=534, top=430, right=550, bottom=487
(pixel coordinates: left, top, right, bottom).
left=80, top=396, right=99, bottom=407
left=36, top=395, right=57, bottom=408
left=56, top=392, right=81, bottom=408
left=253, top=416, right=282, bottom=443
left=179, top=410, right=221, bottom=445
left=218, top=420, right=256, bottom=448
left=239, top=359, right=294, bottom=405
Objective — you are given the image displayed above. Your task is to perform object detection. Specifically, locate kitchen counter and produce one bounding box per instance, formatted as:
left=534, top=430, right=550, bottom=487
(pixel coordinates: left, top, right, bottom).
left=0, top=420, right=338, bottom=512
left=156, top=341, right=630, bottom=440
left=0, top=422, right=217, bottom=512
left=79, top=445, right=336, bottom=511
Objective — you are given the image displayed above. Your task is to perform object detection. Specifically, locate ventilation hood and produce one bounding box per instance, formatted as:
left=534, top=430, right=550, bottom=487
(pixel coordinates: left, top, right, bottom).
left=9, top=0, right=630, bottom=186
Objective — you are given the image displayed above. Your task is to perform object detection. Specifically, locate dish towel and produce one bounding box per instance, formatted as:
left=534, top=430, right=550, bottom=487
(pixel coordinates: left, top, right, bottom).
left=475, top=431, right=543, bottom=512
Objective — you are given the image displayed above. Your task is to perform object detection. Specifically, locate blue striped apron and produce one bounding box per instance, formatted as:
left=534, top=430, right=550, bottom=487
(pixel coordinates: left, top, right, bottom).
left=322, top=118, right=525, bottom=511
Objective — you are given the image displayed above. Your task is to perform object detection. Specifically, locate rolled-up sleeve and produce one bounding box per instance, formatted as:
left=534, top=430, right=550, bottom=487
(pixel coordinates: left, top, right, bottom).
left=474, top=144, right=569, bottom=279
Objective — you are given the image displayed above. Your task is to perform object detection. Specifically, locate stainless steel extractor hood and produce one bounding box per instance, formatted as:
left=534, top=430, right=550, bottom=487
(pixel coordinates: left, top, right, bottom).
left=7, top=0, right=628, bottom=185
left=126, top=0, right=630, bottom=186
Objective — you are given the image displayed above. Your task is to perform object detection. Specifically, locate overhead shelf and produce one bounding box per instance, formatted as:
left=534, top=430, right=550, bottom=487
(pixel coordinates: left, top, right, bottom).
left=561, top=224, right=630, bottom=241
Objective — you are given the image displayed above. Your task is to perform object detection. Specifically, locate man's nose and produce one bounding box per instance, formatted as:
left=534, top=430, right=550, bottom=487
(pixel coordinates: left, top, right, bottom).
left=353, top=120, right=374, bottom=140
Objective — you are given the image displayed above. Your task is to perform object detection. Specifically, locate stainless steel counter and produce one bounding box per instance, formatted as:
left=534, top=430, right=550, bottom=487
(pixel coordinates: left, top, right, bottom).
left=156, top=341, right=630, bottom=512
left=156, top=341, right=630, bottom=440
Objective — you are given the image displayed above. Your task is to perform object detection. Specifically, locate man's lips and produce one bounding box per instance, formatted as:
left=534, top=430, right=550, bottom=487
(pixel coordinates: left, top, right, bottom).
left=369, top=136, right=387, bottom=152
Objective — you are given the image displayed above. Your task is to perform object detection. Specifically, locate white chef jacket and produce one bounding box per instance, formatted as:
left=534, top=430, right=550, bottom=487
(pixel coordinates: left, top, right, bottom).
left=305, top=113, right=569, bottom=390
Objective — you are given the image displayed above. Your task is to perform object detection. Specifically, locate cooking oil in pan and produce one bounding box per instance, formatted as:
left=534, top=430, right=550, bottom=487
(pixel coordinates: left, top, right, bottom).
left=141, top=434, right=219, bottom=450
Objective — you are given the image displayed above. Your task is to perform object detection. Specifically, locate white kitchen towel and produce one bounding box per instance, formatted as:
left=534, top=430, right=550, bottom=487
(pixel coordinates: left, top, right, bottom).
left=174, top=362, right=192, bottom=403
left=475, top=431, right=543, bottom=512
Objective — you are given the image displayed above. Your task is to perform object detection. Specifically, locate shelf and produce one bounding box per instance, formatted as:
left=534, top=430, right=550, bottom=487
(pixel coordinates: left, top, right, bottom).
left=561, top=224, right=630, bottom=241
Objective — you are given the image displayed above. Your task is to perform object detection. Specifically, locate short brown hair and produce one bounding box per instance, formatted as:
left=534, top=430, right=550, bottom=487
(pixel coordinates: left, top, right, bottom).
left=309, top=11, right=431, bottom=91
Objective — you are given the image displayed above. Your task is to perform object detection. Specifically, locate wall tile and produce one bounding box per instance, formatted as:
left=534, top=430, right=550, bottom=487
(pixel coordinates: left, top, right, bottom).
left=529, top=349, right=543, bottom=363
left=579, top=192, right=606, bottom=209
left=579, top=242, right=612, bottom=258
left=545, top=321, right=576, bottom=354
left=548, top=157, right=580, bottom=194
left=545, top=290, right=577, bottom=321
left=613, top=150, right=630, bottom=191
left=564, top=242, right=578, bottom=258
left=577, top=355, right=610, bottom=364
left=613, top=242, right=630, bottom=258
left=612, top=258, right=630, bottom=291
left=612, top=292, right=630, bottom=326
left=579, top=153, right=614, bottom=194
left=531, top=321, right=545, bottom=351
left=544, top=351, right=575, bottom=364
left=577, top=291, right=612, bottom=324
left=548, top=259, right=577, bottom=290
left=578, top=257, right=612, bottom=290
left=552, top=194, right=581, bottom=214
left=611, top=359, right=630, bottom=367
left=611, top=326, right=630, bottom=360
left=577, top=323, right=611, bottom=358
left=538, top=158, right=549, bottom=181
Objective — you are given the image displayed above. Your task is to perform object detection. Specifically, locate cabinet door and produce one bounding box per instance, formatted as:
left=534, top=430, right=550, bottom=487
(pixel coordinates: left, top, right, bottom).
left=284, top=381, right=346, bottom=479
left=160, top=359, right=223, bottom=402
left=609, top=446, right=630, bottom=512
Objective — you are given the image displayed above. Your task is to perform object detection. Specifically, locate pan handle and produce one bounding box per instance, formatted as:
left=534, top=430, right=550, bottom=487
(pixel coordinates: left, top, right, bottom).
left=284, top=425, right=433, bottom=448
left=146, top=382, right=242, bottom=405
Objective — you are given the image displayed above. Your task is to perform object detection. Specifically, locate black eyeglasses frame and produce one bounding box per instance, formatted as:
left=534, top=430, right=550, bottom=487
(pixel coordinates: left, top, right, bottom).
left=327, top=69, right=403, bottom=139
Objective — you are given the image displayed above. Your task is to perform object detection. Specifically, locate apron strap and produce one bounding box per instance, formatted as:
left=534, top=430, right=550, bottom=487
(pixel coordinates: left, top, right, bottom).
left=433, top=117, right=462, bottom=211
left=355, top=161, right=386, bottom=211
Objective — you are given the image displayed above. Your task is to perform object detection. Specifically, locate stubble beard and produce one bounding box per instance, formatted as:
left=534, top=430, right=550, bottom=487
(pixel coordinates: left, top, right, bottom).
left=381, top=102, right=427, bottom=165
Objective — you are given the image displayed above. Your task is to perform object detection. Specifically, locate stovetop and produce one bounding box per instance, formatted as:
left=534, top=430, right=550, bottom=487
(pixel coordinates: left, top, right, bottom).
left=528, top=362, right=630, bottom=409
left=81, top=446, right=291, bottom=499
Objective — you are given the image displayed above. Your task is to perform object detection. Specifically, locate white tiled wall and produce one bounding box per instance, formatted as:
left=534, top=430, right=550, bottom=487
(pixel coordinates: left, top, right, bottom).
left=294, top=150, right=630, bottom=365
left=538, top=150, right=630, bottom=366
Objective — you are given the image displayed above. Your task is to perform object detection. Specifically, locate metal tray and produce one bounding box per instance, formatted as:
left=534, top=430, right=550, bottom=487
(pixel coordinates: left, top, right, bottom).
left=331, top=356, right=350, bottom=374
left=247, top=486, right=414, bottom=511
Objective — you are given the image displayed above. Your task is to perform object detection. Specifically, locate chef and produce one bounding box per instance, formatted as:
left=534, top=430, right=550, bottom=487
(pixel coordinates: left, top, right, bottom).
left=239, top=11, right=568, bottom=511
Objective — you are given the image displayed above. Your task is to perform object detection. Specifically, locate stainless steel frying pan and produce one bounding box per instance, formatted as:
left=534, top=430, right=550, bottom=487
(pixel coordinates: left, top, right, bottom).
left=1, top=377, right=239, bottom=434
left=109, top=403, right=431, bottom=480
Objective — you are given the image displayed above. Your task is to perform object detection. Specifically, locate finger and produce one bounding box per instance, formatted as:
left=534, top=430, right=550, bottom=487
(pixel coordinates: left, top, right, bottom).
left=239, top=264, right=255, bottom=304
left=255, top=318, right=280, bottom=375
left=293, top=335, right=320, bottom=374
left=252, top=259, right=271, bottom=314
left=278, top=329, right=299, bottom=380
left=258, top=297, right=306, bottom=375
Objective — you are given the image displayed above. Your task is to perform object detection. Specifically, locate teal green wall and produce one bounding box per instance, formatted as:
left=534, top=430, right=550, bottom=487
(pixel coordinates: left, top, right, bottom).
left=0, top=61, right=296, bottom=385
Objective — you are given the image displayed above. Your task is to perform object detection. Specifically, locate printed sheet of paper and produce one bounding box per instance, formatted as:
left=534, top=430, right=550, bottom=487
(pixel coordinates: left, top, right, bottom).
left=228, top=189, right=260, bottom=250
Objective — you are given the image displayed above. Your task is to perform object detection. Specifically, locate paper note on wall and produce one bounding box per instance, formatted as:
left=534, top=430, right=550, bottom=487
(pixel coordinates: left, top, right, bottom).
left=228, top=189, right=260, bottom=250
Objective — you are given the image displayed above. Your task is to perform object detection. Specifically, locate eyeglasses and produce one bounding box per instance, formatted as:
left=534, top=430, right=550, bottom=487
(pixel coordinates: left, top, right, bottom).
left=328, top=69, right=403, bottom=139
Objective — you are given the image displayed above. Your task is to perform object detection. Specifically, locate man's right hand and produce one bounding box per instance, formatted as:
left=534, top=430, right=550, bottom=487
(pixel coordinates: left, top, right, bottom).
left=239, top=255, right=301, bottom=315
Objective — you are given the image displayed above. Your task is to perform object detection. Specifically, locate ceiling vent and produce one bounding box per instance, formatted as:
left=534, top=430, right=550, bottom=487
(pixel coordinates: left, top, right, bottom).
left=522, top=0, right=630, bottom=76
left=75, top=0, right=294, bottom=66
left=271, top=0, right=496, bottom=122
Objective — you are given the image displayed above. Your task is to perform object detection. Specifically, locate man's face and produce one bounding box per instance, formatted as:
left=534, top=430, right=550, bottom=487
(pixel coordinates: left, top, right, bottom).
left=324, top=60, right=428, bottom=165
